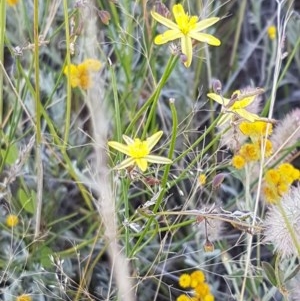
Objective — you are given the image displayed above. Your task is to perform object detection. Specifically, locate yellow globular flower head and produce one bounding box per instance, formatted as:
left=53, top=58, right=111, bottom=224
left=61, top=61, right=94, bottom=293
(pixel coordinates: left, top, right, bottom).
left=263, top=163, right=300, bottom=204
left=6, top=0, right=19, bottom=6
left=262, top=185, right=280, bottom=204
left=108, top=131, right=172, bottom=172
left=278, top=163, right=300, bottom=184
left=64, top=59, right=101, bottom=89
left=239, top=143, right=260, bottom=162
left=277, top=182, right=289, bottom=196
left=194, top=282, right=209, bottom=297
left=263, top=139, right=273, bottom=157
left=232, top=155, right=246, bottom=169
left=179, top=273, right=191, bottom=288
left=267, top=25, right=277, bottom=40
left=198, top=174, right=207, bottom=186
left=239, top=121, right=253, bottom=136
left=190, top=270, right=205, bottom=288
left=177, top=294, right=192, bottom=301
left=16, top=294, right=32, bottom=301
left=6, top=214, right=19, bottom=227
left=151, top=4, right=220, bottom=67
left=265, top=169, right=281, bottom=185
left=255, top=138, right=273, bottom=158
left=239, top=121, right=272, bottom=141
left=204, top=294, right=215, bottom=301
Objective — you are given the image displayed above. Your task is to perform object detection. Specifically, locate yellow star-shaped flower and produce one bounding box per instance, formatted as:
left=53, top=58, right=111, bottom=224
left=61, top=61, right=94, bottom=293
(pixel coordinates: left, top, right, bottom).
left=108, top=131, right=172, bottom=172
left=151, top=4, right=221, bottom=67
left=207, top=89, right=264, bottom=126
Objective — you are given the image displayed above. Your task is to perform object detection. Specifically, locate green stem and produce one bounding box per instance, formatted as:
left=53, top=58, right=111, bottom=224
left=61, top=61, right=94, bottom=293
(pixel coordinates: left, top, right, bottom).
left=229, top=0, right=247, bottom=68
left=125, top=55, right=178, bottom=136
left=110, top=64, right=122, bottom=143
left=63, top=0, right=72, bottom=150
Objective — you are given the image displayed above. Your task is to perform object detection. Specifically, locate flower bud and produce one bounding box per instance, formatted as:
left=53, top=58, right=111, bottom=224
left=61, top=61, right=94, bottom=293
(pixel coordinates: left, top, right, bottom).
left=98, top=10, right=111, bottom=25
left=203, top=239, right=214, bottom=252
left=212, top=79, right=222, bottom=94
left=212, top=173, right=226, bottom=190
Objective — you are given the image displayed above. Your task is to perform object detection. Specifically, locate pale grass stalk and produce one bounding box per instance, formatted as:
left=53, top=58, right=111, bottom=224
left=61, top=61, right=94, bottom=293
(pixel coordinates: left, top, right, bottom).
left=33, top=0, right=43, bottom=240
left=0, top=0, right=5, bottom=125
left=239, top=1, right=292, bottom=300
left=83, top=4, right=135, bottom=301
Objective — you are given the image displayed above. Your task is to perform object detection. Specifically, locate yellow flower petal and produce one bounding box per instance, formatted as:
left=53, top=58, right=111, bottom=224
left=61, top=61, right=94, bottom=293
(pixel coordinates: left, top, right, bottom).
left=189, top=32, right=221, bottom=46
left=194, top=17, right=220, bottom=31
left=115, top=157, right=135, bottom=170
left=151, top=11, right=178, bottom=30
left=154, top=30, right=182, bottom=45
left=232, top=96, right=255, bottom=109
left=234, top=109, right=260, bottom=122
left=146, top=131, right=163, bottom=151
left=146, top=155, right=172, bottom=164
left=136, top=158, right=148, bottom=171
left=108, top=141, right=131, bottom=156
left=207, top=93, right=230, bottom=106
left=181, top=35, right=193, bottom=67
left=172, top=4, right=186, bottom=24
left=122, top=135, right=134, bottom=145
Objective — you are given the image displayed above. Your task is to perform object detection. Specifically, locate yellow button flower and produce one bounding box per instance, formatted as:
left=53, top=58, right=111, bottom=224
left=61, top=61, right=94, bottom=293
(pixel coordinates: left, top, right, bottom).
left=108, top=131, right=172, bottom=172
left=6, top=214, right=19, bottom=227
left=267, top=25, right=277, bottom=40
left=232, top=155, right=246, bottom=169
left=64, top=59, right=101, bottom=89
left=178, top=273, right=191, bottom=288
left=151, top=4, right=220, bottom=67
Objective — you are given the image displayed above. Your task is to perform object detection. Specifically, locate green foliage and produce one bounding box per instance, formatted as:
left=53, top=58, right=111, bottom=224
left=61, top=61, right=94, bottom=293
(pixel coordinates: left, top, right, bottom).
left=1, top=1, right=300, bottom=301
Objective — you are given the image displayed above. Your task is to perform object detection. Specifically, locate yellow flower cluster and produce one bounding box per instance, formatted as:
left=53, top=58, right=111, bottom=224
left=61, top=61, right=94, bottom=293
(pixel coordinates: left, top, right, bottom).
left=263, top=163, right=300, bottom=204
left=232, top=121, right=273, bottom=169
left=177, top=270, right=214, bottom=301
left=239, top=121, right=272, bottom=141
left=232, top=140, right=273, bottom=169
left=64, top=59, right=101, bottom=89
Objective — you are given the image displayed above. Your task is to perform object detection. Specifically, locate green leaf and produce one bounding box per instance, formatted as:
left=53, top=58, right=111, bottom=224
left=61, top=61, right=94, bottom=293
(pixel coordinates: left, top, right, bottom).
left=1, top=144, right=19, bottom=166
left=262, top=261, right=277, bottom=287
left=18, top=188, right=35, bottom=214
left=38, top=246, right=54, bottom=268
left=284, top=265, right=300, bottom=282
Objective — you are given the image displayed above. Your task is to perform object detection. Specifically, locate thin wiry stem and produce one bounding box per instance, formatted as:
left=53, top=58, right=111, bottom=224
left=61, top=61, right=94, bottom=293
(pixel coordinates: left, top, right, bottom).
left=33, top=0, right=44, bottom=240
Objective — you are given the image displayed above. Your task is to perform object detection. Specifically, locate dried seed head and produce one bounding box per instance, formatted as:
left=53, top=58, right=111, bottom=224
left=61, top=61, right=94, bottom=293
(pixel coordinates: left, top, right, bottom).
left=264, top=185, right=300, bottom=258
